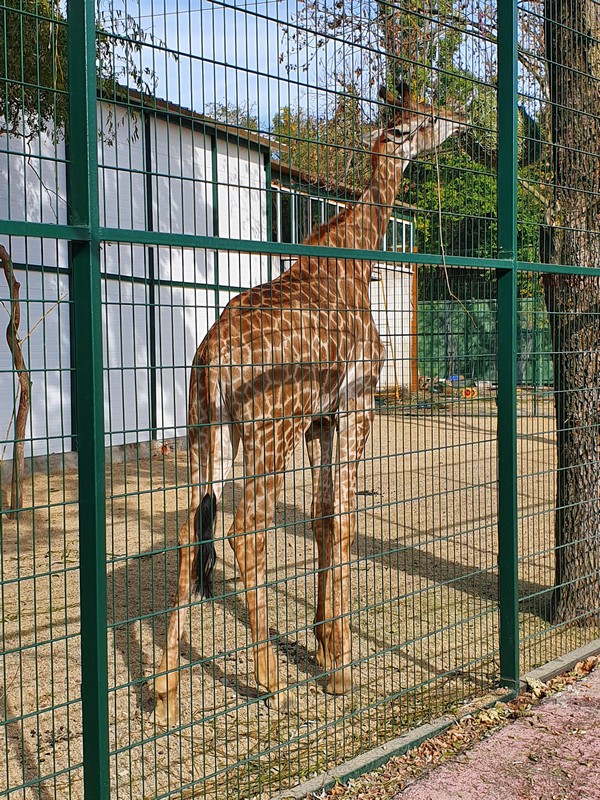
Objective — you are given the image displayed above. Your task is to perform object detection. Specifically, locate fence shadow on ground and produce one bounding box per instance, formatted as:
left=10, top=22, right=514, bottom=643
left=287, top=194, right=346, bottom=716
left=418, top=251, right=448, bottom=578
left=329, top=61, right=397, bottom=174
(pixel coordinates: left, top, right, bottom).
left=109, top=474, right=555, bottom=724
left=109, top=485, right=327, bottom=718
left=0, top=689, right=57, bottom=800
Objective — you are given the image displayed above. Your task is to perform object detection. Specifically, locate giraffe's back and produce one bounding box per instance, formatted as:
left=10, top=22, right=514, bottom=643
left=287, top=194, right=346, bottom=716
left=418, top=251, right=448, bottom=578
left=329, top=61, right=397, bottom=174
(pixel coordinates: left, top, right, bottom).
left=203, top=260, right=384, bottom=424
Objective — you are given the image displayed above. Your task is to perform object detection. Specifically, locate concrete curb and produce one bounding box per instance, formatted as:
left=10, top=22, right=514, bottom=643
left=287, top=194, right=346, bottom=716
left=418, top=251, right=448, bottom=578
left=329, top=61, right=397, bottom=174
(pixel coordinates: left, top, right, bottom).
left=271, top=716, right=456, bottom=800
left=520, top=637, right=600, bottom=687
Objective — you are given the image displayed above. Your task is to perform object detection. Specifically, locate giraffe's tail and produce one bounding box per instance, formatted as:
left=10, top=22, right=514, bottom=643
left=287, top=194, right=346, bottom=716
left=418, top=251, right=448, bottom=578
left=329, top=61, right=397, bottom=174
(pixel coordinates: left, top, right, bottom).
left=188, top=339, right=226, bottom=599
left=192, top=493, right=217, bottom=598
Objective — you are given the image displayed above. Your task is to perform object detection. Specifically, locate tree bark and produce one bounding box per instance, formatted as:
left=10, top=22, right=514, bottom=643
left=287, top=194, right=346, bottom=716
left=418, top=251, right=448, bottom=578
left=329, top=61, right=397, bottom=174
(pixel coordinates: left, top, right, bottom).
left=0, top=245, right=30, bottom=518
left=544, top=0, right=600, bottom=624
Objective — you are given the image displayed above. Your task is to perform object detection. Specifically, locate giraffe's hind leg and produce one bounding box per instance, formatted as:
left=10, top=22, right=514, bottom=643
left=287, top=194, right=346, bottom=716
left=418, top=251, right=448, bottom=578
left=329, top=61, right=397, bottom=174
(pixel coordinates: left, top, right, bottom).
left=154, top=365, right=238, bottom=726
left=154, top=505, right=198, bottom=727
left=229, top=418, right=298, bottom=709
left=305, top=416, right=336, bottom=672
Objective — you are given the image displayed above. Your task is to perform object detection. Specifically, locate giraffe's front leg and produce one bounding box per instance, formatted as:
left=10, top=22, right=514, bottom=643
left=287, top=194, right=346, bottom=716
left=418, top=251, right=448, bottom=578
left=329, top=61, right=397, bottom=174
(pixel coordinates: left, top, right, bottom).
left=324, top=406, right=374, bottom=696
left=324, top=514, right=355, bottom=696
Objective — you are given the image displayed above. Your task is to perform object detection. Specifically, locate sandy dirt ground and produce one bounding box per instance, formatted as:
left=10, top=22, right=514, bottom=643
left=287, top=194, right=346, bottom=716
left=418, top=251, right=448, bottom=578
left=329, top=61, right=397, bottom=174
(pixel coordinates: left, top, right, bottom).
left=396, top=664, right=600, bottom=800
left=0, top=399, right=595, bottom=799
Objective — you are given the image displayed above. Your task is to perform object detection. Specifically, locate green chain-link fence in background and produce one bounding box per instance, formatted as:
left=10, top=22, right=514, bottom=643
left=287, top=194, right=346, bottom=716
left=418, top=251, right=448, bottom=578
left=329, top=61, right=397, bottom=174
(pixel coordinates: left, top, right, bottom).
left=1, top=0, right=599, bottom=797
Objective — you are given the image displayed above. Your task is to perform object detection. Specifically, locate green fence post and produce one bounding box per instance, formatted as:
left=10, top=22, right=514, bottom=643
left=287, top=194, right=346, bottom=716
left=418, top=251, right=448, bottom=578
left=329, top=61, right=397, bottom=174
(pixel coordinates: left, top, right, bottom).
left=496, top=0, right=520, bottom=690
left=67, top=0, right=110, bottom=796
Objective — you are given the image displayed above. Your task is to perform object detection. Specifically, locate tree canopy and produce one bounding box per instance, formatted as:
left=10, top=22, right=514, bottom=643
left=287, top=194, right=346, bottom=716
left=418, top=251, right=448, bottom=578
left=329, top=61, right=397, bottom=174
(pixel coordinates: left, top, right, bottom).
left=0, top=0, right=69, bottom=138
left=0, top=0, right=163, bottom=140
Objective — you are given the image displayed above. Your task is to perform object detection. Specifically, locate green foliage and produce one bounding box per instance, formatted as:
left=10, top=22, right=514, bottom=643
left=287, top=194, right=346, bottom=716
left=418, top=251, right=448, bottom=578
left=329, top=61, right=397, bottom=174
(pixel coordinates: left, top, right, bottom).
left=0, top=0, right=69, bottom=139
left=0, top=0, right=163, bottom=141
left=404, top=123, right=546, bottom=296
left=468, top=84, right=546, bottom=169
left=204, top=102, right=259, bottom=131
left=407, top=149, right=498, bottom=259
left=291, top=0, right=467, bottom=105
left=271, top=91, right=368, bottom=192
left=377, top=0, right=464, bottom=99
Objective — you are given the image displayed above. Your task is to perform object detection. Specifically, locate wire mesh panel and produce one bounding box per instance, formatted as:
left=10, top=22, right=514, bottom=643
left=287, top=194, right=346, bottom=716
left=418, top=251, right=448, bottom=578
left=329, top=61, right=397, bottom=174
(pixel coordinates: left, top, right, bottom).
left=0, top=240, right=81, bottom=799
left=92, top=4, right=496, bottom=796
left=1, top=0, right=599, bottom=798
left=0, top=3, right=82, bottom=796
left=515, top=0, right=600, bottom=672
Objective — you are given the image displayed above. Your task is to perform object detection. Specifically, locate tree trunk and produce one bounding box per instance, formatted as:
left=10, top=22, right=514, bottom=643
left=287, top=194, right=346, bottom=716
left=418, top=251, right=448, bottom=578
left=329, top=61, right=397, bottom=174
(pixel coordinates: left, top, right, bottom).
left=544, top=0, right=600, bottom=624
left=0, top=245, right=30, bottom=518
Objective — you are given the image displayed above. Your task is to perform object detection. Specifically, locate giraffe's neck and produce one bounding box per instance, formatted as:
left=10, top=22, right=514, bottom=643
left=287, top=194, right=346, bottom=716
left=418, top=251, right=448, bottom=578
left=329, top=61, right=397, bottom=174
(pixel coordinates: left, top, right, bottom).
left=347, top=157, right=405, bottom=250
left=312, top=154, right=407, bottom=283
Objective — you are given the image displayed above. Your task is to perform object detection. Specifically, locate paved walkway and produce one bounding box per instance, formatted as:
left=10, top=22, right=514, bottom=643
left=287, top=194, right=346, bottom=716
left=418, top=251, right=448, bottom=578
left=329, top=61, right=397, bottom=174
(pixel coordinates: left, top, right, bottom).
left=396, top=666, right=600, bottom=800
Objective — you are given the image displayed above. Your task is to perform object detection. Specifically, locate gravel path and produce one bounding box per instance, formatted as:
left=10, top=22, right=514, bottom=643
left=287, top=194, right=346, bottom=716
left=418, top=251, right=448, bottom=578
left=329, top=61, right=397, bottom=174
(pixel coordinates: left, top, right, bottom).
left=396, top=665, right=600, bottom=800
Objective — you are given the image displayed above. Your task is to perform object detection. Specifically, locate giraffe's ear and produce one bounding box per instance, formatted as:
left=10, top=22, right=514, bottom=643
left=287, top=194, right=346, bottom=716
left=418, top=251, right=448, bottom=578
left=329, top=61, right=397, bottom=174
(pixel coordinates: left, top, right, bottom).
left=379, top=82, right=411, bottom=109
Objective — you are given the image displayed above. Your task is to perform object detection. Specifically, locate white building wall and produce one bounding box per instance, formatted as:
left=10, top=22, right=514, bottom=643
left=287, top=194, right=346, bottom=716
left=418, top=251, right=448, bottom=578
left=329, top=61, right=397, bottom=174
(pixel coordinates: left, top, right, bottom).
left=216, top=139, right=269, bottom=288
left=0, top=125, right=68, bottom=229
left=371, top=265, right=415, bottom=390
left=98, top=105, right=147, bottom=234
left=0, top=105, right=271, bottom=462
left=151, top=118, right=214, bottom=241
left=97, top=105, right=152, bottom=447
left=0, top=269, right=72, bottom=460
left=102, top=276, right=151, bottom=446
left=150, top=118, right=220, bottom=439
left=1, top=104, right=411, bottom=463
left=0, top=125, right=71, bottom=460
left=154, top=286, right=218, bottom=440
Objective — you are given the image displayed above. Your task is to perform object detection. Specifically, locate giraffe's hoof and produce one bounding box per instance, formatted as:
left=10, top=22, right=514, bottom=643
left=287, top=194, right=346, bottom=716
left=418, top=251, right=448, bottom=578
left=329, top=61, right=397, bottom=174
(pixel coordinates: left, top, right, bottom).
left=153, top=692, right=178, bottom=728
left=325, top=667, right=353, bottom=696
left=262, top=685, right=288, bottom=711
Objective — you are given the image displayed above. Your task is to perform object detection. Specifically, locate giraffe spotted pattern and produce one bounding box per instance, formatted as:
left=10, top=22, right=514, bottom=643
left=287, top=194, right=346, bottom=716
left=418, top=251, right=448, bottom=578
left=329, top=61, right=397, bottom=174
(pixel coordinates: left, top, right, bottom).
left=154, top=84, right=466, bottom=725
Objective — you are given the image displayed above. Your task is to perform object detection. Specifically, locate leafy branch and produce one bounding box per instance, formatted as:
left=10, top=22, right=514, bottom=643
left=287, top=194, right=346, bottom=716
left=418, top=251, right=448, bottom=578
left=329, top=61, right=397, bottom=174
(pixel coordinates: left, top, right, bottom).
left=0, top=0, right=168, bottom=142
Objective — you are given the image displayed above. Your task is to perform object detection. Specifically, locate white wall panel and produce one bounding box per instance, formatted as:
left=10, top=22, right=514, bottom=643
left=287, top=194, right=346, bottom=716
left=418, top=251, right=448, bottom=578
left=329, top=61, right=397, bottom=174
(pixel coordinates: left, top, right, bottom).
left=154, top=286, right=217, bottom=440
left=98, top=103, right=147, bottom=235
left=102, top=278, right=151, bottom=446
left=151, top=119, right=213, bottom=235
left=217, top=140, right=269, bottom=288
left=0, top=270, right=71, bottom=460
left=1, top=104, right=334, bottom=461
left=154, top=246, right=216, bottom=287
left=371, top=266, right=414, bottom=389
left=150, top=119, right=215, bottom=285
left=0, top=127, right=68, bottom=268
left=0, top=127, right=67, bottom=227
left=98, top=104, right=148, bottom=282
left=102, top=242, right=148, bottom=281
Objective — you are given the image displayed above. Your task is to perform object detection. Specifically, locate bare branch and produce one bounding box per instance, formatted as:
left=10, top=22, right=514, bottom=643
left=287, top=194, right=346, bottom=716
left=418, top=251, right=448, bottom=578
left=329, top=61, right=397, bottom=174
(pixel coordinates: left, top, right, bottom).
left=0, top=245, right=31, bottom=518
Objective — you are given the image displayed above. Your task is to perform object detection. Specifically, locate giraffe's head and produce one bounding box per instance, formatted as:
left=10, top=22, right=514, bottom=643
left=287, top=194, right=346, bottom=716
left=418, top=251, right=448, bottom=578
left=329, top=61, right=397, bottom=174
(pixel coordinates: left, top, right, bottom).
left=367, top=82, right=467, bottom=163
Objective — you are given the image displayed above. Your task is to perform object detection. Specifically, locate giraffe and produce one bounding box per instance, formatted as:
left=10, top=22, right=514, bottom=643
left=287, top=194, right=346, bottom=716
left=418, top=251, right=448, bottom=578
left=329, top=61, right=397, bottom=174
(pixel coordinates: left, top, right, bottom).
left=154, top=83, right=465, bottom=725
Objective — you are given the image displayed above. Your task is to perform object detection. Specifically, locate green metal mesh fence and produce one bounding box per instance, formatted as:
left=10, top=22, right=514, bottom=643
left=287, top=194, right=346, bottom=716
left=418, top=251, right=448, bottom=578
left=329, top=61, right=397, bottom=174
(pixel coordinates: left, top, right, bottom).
left=1, top=0, right=599, bottom=798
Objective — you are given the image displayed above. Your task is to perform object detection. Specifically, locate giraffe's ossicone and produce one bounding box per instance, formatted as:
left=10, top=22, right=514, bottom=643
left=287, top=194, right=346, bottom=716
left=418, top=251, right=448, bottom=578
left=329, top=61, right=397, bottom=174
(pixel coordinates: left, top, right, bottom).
left=154, top=83, right=466, bottom=726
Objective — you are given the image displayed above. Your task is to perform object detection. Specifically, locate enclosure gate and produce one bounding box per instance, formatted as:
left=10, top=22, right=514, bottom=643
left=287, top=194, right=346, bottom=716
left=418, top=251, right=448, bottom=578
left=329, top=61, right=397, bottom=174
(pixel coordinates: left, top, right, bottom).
left=1, top=0, right=600, bottom=798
